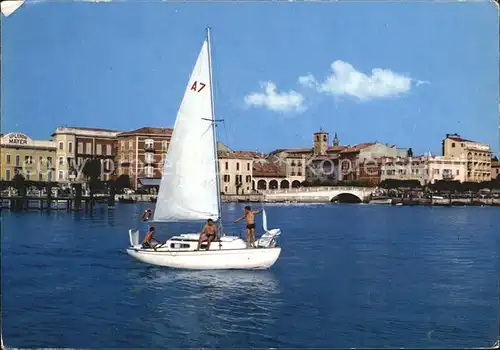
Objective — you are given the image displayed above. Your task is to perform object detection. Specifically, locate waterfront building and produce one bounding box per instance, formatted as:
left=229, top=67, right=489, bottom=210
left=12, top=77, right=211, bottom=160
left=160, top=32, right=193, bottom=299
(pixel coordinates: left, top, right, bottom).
left=269, top=129, right=408, bottom=185
left=252, top=160, right=289, bottom=191
left=218, top=149, right=258, bottom=195
left=427, top=155, right=467, bottom=183
left=380, top=154, right=467, bottom=185
left=116, top=127, right=173, bottom=189
left=51, top=127, right=120, bottom=183
left=442, top=133, right=492, bottom=182
left=0, top=132, right=56, bottom=182
left=491, top=159, right=500, bottom=180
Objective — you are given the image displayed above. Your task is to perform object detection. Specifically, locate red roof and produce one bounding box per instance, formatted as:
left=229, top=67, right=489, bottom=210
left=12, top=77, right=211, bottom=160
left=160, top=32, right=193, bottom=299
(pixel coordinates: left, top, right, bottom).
left=252, top=161, right=286, bottom=177
left=118, top=127, right=173, bottom=137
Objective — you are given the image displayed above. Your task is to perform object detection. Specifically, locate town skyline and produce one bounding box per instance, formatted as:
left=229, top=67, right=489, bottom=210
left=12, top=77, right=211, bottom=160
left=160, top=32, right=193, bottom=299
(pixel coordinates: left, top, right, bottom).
left=2, top=1, right=498, bottom=157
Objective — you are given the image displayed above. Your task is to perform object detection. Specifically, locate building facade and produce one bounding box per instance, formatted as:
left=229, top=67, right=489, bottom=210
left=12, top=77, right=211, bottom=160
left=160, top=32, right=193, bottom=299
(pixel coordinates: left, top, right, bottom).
left=116, top=127, right=173, bottom=189
left=380, top=156, right=429, bottom=185
left=491, top=159, right=500, bottom=180
left=380, top=155, right=468, bottom=185
left=1, top=133, right=56, bottom=182
left=442, top=133, right=492, bottom=182
left=51, top=127, right=120, bottom=183
left=218, top=151, right=256, bottom=195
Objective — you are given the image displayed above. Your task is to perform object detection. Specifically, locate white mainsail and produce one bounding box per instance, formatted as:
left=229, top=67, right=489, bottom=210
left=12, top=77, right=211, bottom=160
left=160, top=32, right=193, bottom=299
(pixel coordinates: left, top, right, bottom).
left=1, top=0, right=24, bottom=17
left=153, top=34, right=220, bottom=222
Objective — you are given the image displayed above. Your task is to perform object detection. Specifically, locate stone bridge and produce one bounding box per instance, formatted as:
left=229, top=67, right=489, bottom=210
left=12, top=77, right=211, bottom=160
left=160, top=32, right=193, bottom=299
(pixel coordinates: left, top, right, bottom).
left=261, top=186, right=376, bottom=202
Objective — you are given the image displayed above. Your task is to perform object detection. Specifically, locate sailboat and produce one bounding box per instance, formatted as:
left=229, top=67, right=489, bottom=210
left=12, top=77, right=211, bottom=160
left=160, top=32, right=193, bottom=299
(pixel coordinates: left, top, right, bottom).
left=126, top=27, right=282, bottom=270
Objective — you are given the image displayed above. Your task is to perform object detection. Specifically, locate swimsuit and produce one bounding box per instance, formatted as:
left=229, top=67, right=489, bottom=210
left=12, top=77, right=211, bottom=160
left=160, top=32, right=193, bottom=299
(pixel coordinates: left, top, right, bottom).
left=246, top=223, right=255, bottom=229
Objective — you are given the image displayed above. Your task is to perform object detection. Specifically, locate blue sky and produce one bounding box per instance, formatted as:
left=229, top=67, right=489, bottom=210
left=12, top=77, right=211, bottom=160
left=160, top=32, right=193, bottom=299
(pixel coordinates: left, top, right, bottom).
left=2, top=0, right=499, bottom=157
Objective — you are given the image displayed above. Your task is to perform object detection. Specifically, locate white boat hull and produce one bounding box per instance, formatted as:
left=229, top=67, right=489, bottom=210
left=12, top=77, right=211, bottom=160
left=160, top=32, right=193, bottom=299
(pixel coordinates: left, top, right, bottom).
left=126, top=245, right=281, bottom=270
left=126, top=230, right=282, bottom=270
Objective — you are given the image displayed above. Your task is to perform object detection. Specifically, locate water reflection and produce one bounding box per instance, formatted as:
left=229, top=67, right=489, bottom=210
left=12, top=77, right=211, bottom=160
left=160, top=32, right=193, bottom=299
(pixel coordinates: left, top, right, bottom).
left=127, top=268, right=284, bottom=346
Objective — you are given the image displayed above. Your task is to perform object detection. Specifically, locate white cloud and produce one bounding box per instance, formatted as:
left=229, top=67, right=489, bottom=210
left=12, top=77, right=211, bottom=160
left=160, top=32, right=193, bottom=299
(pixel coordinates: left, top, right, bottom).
left=244, top=82, right=305, bottom=113
left=298, top=60, right=424, bottom=101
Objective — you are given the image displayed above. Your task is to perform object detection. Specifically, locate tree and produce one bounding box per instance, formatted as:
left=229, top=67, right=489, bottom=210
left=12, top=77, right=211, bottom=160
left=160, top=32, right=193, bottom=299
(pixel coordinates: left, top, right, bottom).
left=12, top=173, right=26, bottom=194
left=114, top=174, right=132, bottom=192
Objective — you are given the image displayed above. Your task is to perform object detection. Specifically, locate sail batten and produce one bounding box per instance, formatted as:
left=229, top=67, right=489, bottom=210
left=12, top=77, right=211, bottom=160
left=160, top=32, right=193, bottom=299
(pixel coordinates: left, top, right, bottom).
left=153, top=37, right=219, bottom=223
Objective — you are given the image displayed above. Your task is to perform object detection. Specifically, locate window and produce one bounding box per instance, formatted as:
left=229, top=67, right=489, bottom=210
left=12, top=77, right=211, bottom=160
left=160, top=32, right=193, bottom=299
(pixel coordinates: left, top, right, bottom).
left=6, top=154, right=10, bottom=164
left=48, top=171, right=52, bottom=182
left=26, top=170, right=31, bottom=180
left=47, top=157, right=52, bottom=168
left=25, top=156, right=33, bottom=165
left=225, top=162, right=228, bottom=170
left=236, top=162, right=240, bottom=171
left=106, top=144, right=112, bottom=155
left=58, top=171, right=64, bottom=180
left=236, top=175, right=242, bottom=184
left=162, top=140, right=168, bottom=151
left=15, top=155, right=20, bottom=166
left=86, top=142, right=92, bottom=154
left=247, top=163, right=250, bottom=171
left=96, top=144, right=102, bottom=155
left=451, top=143, right=455, bottom=148
left=59, top=141, right=64, bottom=150
left=224, top=186, right=228, bottom=193
left=39, top=173, right=43, bottom=181
left=121, top=140, right=125, bottom=149
left=68, top=142, right=73, bottom=153
left=39, top=156, right=43, bottom=165
left=298, top=171, right=302, bottom=176
left=78, top=142, right=83, bottom=154
left=323, top=135, right=327, bottom=141
left=145, top=139, right=154, bottom=150
left=59, top=157, right=64, bottom=165
left=223, top=175, right=230, bottom=182
left=456, top=169, right=460, bottom=175
left=5, top=169, right=11, bottom=181
left=129, top=140, right=133, bottom=148
left=246, top=175, right=251, bottom=183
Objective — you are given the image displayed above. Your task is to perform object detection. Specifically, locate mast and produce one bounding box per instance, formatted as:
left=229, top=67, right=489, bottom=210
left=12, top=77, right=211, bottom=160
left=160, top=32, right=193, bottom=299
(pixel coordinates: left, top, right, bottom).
left=206, top=27, right=224, bottom=234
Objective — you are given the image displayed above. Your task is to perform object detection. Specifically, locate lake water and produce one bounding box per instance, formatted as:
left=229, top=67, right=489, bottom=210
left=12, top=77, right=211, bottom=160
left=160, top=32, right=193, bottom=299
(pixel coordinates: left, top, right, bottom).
left=2, top=203, right=499, bottom=348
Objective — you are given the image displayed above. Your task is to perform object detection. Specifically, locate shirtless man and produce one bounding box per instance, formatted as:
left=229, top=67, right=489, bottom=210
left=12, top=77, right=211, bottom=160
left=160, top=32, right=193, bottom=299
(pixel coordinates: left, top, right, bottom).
left=197, top=219, right=217, bottom=250
left=233, top=206, right=263, bottom=248
left=142, top=226, right=162, bottom=249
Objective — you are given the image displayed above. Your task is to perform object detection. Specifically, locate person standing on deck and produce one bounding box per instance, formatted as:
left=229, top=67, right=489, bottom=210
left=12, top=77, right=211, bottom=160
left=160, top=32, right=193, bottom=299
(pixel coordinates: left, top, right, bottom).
left=233, top=206, right=263, bottom=248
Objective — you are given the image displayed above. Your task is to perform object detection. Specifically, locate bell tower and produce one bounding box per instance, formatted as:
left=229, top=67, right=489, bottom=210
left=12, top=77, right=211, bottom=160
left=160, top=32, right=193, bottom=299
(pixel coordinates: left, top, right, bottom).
left=333, top=132, right=339, bottom=146
left=313, top=128, right=329, bottom=155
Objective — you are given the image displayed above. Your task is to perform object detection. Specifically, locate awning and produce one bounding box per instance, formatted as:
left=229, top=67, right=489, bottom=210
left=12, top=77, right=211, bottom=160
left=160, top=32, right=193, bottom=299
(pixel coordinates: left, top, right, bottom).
left=138, top=178, right=161, bottom=187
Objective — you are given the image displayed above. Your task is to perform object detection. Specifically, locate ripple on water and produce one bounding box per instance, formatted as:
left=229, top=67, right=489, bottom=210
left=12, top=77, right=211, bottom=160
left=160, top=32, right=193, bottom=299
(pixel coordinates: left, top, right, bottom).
left=1, top=204, right=498, bottom=348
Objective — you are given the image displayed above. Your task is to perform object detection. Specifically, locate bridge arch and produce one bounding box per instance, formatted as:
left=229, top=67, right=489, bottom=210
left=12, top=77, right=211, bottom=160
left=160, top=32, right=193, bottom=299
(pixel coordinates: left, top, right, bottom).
left=331, top=192, right=363, bottom=203
left=269, top=179, right=279, bottom=190
left=280, top=180, right=290, bottom=189
left=291, top=180, right=301, bottom=188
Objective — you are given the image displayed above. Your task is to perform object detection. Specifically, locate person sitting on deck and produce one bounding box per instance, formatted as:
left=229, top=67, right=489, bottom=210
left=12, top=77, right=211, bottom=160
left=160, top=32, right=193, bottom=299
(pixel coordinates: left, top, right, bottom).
left=142, top=226, right=161, bottom=249
left=197, top=219, right=217, bottom=250
left=233, top=206, right=263, bottom=248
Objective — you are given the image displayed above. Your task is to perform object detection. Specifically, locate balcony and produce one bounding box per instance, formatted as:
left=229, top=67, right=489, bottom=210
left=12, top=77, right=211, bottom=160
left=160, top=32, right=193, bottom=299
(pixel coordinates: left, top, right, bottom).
left=144, top=156, right=155, bottom=165
left=144, top=144, right=155, bottom=152
left=442, top=173, right=454, bottom=180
